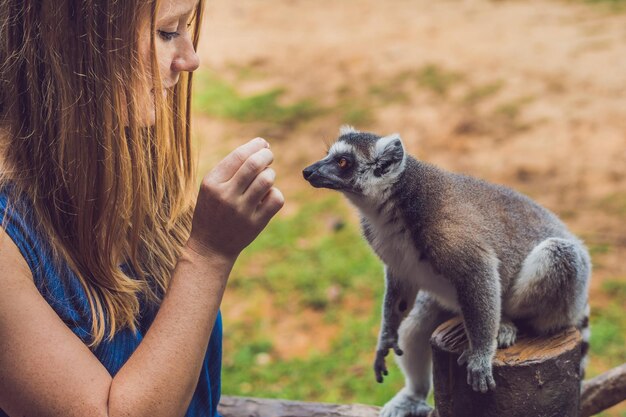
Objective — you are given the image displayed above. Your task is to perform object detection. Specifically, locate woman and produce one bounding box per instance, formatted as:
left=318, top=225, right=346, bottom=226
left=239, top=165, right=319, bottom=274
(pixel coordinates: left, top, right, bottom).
left=0, top=0, right=284, bottom=416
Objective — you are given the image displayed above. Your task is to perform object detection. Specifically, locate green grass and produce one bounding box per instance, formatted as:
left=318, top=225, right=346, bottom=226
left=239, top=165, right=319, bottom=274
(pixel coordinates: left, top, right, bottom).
left=589, top=242, right=611, bottom=256
left=587, top=277, right=626, bottom=386
left=581, top=0, right=626, bottom=11
left=233, top=196, right=382, bottom=311
left=338, top=100, right=376, bottom=127
left=222, top=195, right=410, bottom=405
left=463, top=81, right=505, bottom=106
left=415, top=64, right=463, bottom=96
left=367, top=72, right=412, bottom=104
left=223, top=313, right=406, bottom=404
left=493, top=96, right=534, bottom=122
left=193, top=71, right=323, bottom=126
left=597, top=192, right=626, bottom=216
left=589, top=302, right=626, bottom=364
left=602, top=279, right=626, bottom=298
left=332, top=65, right=465, bottom=126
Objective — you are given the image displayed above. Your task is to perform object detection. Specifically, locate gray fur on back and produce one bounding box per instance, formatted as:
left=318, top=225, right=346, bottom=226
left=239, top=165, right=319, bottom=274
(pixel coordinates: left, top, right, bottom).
left=390, top=156, right=578, bottom=296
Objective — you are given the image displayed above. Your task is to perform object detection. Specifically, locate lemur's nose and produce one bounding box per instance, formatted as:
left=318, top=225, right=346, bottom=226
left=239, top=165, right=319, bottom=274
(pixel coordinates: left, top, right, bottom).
left=303, top=165, right=316, bottom=180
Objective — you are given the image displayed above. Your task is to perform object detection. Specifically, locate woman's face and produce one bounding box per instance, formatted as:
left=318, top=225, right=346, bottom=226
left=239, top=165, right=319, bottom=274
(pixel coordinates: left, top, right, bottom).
left=139, top=0, right=200, bottom=123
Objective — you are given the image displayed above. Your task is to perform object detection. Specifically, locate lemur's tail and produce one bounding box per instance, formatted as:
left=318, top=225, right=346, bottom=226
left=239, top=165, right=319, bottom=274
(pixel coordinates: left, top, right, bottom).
left=578, top=303, right=590, bottom=380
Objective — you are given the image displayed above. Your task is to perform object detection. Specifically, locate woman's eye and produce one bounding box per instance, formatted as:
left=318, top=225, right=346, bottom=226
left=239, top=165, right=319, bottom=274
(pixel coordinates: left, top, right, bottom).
left=157, top=30, right=180, bottom=41
left=338, top=158, right=349, bottom=169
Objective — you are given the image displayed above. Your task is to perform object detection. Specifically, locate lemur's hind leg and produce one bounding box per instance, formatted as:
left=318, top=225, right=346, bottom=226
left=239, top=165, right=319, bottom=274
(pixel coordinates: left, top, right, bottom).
left=508, top=237, right=590, bottom=333
left=497, top=317, right=517, bottom=348
left=506, top=237, right=591, bottom=375
left=380, top=292, right=453, bottom=417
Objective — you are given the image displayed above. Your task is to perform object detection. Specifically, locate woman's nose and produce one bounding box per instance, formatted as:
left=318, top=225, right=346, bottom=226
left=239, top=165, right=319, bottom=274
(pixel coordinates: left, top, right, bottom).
left=172, top=41, right=200, bottom=73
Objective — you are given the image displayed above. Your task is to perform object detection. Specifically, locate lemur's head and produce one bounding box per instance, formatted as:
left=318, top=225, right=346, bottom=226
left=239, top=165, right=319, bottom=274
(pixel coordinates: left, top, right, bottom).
left=303, top=126, right=406, bottom=196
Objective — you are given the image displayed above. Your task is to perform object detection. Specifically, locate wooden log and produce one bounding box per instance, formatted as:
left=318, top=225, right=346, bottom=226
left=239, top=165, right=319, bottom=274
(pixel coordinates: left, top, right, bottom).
left=430, top=317, right=582, bottom=417
left=217, top=364, right=626, bottom=417
left=218, top=395, right=381, bottom=417
left=581, top=363, right=626, bottom=417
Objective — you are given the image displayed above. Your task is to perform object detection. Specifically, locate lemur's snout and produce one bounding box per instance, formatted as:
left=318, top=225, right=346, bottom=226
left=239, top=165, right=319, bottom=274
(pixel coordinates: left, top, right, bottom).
left=302, top=164, right=317, bottom=181
left=303, top=160, right=340, bottom=189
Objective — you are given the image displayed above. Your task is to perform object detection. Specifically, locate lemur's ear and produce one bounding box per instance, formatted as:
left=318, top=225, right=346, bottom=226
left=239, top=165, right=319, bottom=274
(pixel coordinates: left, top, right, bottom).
left=375, top=133, right=404, bottom=160
left=373, top=134, right=405, bottom=177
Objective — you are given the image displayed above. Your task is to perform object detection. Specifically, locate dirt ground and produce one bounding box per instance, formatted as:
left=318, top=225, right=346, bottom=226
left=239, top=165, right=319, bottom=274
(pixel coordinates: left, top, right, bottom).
left=195, top=0, right=626, bottom=410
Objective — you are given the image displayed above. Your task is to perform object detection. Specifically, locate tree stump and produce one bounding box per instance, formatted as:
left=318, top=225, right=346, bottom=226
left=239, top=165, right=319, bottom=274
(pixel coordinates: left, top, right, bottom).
left=430, top=317, right=582, bottom=417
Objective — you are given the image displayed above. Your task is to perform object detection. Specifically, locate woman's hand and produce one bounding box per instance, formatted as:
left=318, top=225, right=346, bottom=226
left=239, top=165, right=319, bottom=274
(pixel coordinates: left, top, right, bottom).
left=187, top=137, right=285, bottom=262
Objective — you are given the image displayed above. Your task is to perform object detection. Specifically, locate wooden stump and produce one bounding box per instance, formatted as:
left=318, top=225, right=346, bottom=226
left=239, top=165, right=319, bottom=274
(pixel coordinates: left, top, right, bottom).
left=430, top=317, right=582, bottom=417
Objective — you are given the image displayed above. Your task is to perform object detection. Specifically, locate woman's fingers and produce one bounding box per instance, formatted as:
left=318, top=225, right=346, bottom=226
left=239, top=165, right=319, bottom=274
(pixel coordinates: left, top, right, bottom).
left=243, top=168, right=276, bottom=210
left=254, top=187, right=285, bottom=225
left=189, top=138, right=284, bottom=260
left=210, top=138, right=269, bottom=183
left=229, top=148, right=274, bottom=194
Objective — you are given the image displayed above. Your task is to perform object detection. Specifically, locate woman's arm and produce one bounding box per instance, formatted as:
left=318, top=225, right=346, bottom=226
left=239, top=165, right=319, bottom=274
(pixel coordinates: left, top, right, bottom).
left=0, top=138, right=284, bottom=417
left=107, top=247, right=232, bottom=417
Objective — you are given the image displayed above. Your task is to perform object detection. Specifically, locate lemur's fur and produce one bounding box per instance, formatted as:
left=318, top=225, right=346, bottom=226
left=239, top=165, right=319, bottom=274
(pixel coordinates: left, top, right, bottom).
left=303, top=127, right=591, bottom=417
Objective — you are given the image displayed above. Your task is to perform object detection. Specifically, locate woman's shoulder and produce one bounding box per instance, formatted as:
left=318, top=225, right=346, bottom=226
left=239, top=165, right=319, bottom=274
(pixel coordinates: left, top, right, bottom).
left=0, top=184, right=73, bottom=301
left=0, top=133, right=36, bottom=278
left=0, top=184, right=96, bottom=342
left=0, top=226, right=35, bottom=284
left=0, top=183, right=42, bottom=270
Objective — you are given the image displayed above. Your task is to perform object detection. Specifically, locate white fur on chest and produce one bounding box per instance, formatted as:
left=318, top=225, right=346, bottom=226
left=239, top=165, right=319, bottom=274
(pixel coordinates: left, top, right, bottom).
left=361, top=208, right=460, bottom=312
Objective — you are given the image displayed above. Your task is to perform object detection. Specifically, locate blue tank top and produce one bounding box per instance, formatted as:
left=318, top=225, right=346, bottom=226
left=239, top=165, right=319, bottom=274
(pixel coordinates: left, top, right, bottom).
left=0, top=186, right=222, bottom=417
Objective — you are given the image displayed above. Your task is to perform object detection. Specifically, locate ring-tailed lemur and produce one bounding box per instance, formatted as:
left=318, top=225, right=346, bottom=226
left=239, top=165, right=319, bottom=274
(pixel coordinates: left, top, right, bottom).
left=303, top=126, right=591, bottom=417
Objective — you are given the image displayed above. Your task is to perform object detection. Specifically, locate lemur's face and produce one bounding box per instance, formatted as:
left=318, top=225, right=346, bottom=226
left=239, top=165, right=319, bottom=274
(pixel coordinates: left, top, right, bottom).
left=303, top=127, right=406, bottom=196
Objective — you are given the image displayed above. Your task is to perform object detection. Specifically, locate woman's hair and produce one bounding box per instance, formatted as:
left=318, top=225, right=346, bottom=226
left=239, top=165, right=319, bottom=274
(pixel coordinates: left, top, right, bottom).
left=0, top=0, right=204, bottom=346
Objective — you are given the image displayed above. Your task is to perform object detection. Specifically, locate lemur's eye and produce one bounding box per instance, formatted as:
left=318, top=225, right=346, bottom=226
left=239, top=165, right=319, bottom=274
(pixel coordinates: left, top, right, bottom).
left=338, top=157, right=349, bottom=169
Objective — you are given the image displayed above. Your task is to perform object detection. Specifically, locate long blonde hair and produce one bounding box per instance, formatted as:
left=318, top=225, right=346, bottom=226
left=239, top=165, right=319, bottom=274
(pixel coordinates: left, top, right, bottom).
left=0, top=0, right=204, bottom=346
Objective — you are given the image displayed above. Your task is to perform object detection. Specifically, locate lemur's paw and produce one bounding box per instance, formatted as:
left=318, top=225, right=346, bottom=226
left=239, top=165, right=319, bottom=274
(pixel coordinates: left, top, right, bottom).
left=497, top=321, right=517, bottom=348
left=380, top=388, right=433, bottom=417
left=374, top=337, right=403, bottom=383
left=380, top=335, right=403, bottom=357
left=373, top=349, right=389, bottom=383
left=457, top=350, right=496, bottom=393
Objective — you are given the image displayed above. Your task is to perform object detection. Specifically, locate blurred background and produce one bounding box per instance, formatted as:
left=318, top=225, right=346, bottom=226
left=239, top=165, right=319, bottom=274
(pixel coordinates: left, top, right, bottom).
left=192, top=0, right=626, bottom=414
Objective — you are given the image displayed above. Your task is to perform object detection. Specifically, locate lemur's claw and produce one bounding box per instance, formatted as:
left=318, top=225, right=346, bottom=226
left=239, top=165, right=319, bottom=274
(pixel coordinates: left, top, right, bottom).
left=497, top=321, right=518, bottom=348
left=469, top=370, right=496, bottom=393
left=374, top=367, right=387, bottom=383
left=459, top=349, right=496, bottom=393
left=374, top=349, right=389, bottom=383
left=393, top=344, right=403, bottom=356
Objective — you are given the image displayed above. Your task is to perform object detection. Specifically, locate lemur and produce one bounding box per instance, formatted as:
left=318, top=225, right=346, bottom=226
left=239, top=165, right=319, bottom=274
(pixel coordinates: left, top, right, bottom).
left=303, top=126, right=591, bottom=417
